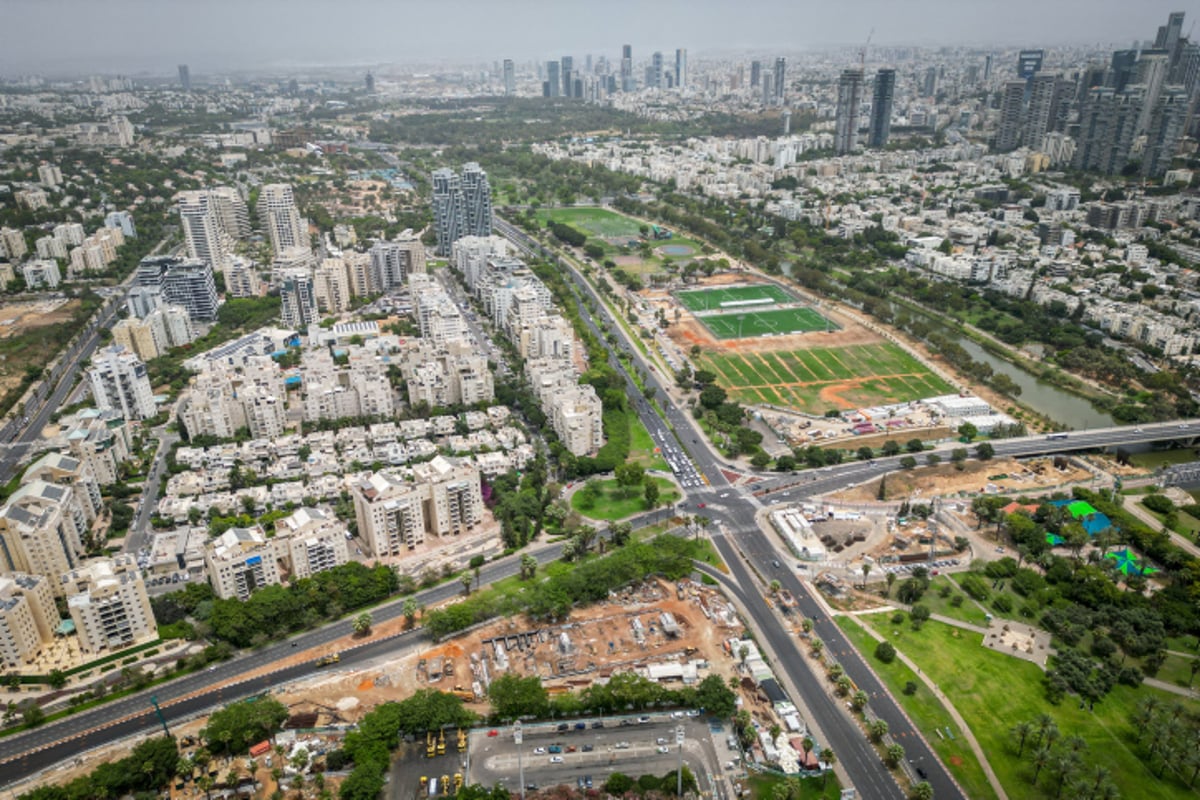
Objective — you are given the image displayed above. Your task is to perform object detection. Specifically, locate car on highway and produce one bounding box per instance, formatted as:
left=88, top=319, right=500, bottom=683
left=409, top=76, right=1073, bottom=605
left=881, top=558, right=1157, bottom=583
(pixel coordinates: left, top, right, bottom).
left=637, top=715, right=651, bottom=724
left=549, top=756, right=563, bottom=764
left=591, top=721, right=604, bottom=729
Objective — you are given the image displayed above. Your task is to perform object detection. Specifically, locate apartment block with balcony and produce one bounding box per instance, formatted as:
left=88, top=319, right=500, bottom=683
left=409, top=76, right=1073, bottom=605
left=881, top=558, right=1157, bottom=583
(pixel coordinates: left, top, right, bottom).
left=0, top=573, right=57, bottom=668
left=63, top=556, right=155, bottom=655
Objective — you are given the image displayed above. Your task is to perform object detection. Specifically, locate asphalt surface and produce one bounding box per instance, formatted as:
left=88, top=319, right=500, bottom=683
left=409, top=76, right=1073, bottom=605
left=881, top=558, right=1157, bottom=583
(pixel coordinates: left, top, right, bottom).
left=5, top=219, right=1193, bottom=798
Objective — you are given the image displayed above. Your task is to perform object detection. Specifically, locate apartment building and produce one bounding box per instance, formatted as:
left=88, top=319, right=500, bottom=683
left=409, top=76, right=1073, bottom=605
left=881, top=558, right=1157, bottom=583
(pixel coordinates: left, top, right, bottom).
left=0, top=481, right=87, bottom=589
left=259, top=184, right=308, bottom=257
left=63, top=556, right=155, bottom=655
left=88, top=345, right=155, bottom=421
left=64, top=408, right=132, bottom=487
left=224, top=256, right=263, bottom=298
left=22, top=260, right=61, bottom=289
left=549, top=384, right=605, bottom=456
left=368, top=235, right=426, bottom=292
left=274, top=507, right=351, bottom=580
left=351, top=456, right=484, bottom=556
left=205, top=526, right=283, bottom=601
left=0, top=227, right=28, bottom=261
left=0, top=573, right=57, bottom=667
left=401, top=339, right=493, bottom=409
left=23, top=451, right=102, bottom=524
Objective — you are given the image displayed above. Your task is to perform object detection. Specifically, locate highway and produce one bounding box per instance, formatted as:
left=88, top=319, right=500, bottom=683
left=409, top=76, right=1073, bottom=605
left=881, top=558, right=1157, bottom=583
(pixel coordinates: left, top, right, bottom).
left=5, top=218, right=1193, bottom=798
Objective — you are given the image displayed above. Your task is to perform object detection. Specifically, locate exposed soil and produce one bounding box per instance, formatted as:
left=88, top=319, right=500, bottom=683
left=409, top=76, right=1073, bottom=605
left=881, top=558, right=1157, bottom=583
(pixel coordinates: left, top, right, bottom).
left=830, top=456, right=1095, bottom=502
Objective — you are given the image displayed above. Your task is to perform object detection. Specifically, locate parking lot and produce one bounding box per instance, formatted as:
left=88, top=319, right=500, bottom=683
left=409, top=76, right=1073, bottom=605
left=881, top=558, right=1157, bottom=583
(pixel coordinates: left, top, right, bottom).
left=879, top=557, right=963, bottom=576
left=466, top=714, right=726, bottom=796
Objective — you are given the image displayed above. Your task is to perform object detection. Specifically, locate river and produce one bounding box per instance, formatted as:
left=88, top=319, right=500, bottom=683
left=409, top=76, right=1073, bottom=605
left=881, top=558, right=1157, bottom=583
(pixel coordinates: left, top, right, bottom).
left=888, top=302, right=1116, bottom=429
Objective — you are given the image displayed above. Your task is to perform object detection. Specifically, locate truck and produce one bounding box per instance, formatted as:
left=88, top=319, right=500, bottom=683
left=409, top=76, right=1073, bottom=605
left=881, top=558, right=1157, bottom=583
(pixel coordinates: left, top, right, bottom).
left=315, top=653, right=340, bottom=667
left=428, top=778, right=439, bottom=797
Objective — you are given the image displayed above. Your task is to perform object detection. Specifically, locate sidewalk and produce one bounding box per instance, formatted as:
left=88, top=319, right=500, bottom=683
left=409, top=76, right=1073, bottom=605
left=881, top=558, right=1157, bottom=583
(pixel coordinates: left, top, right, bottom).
left=852, top=612, right=1009, bottom=800
left=1120, top=495, right=1200, bottom=559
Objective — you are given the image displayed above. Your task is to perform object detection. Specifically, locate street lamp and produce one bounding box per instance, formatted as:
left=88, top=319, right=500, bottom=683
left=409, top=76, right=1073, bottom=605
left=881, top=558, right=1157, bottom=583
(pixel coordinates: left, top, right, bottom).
left=676, top=725, right=686, bottom=796
left=514, top=721, right=524, bottom=800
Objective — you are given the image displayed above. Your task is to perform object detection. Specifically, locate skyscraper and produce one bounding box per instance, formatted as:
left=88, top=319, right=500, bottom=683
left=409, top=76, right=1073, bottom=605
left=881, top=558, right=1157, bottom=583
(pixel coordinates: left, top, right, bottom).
left=88, top=346, right=155, bottom=421
left=1155, top=11, right=1185, bottom=55
left=994, top=81, right=1026, bottom=152
left=1017, top=50, right=1045, bottom=80
left=258, top=184, right=308, bottom=256
left=834, top=68, right=864, bottom=154
left=503, top=59, right=516, bottom=95
left=1109, top=50, right=1139, bottom=91
left=546, top=61, right=561, bottom=97
left=773, top=57, right=787, bottom=103
left=365, top=72, right=375, bottom=93
left=983, top=54, right=993, bottom=81
left=868, top=69, right=896, bottom=148
left=461, top=163, right=493, bottom=238
left=1072, top=87, right=1142, bottom=175
left=1024, top=72, right=1061, bottom=152
left=750, top=60, right=762, bottom=88
left=561, top=56, right=574, bottom=98
left=280, top=270, right=317, bottom=329
left=675, top=49, right=687, bottom=90
left=621, top=45, right=633, bottom=92
left=922, top=67, right=937, bottom=97
left=1142, top=85, right=1189, bottom=177
left=178, top=191, right=228, bottom=272
left=761, top=72, right=774, bottom=105
left=178, top=64, right=190, bottom=92
left=432, top=168, right=464, bottom=257
left=650, top=52, right=664, bottom=89
left=1134, top=51, right=1170, bottom=133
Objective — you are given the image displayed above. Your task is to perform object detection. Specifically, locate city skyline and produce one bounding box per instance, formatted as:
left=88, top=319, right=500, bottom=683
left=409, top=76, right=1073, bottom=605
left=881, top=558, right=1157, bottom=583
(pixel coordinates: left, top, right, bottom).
left=0, top=0, right=1192, bottom=75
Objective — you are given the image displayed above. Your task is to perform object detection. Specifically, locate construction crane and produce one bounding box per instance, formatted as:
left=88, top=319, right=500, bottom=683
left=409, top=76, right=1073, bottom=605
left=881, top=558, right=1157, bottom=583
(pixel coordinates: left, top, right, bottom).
left=860, top=28, right=875, bottom=68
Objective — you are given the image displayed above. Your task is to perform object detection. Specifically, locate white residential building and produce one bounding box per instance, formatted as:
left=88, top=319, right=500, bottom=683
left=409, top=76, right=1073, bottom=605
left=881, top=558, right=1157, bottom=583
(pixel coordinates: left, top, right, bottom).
left=63, top=556, right=156, bottom=655
left=274, top=507, right=351, bottom=580
left=205, top=526, right=283, bottom=601
left=0, top=574, right=57, bottom=667
left=88, top=345, right=156, bottom=421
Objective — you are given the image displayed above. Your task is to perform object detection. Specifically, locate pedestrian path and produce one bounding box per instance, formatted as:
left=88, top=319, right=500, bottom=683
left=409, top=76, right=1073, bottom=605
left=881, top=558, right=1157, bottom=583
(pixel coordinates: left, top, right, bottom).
left=853, top=615, right=1009, bottom=800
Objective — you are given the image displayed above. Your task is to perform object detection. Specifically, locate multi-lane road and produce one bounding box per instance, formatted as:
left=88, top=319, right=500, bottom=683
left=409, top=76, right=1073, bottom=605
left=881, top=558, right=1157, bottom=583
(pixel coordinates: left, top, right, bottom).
left=5, top=219, right=1196, bottom=797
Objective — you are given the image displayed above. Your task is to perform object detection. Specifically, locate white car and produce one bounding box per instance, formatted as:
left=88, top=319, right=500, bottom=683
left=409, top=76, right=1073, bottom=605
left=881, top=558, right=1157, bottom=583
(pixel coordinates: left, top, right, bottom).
left=533, top=747, right=547, bottom=755
left=657, top=746, right=670, bottom=754
left=549, top=756, right=564, bottom=764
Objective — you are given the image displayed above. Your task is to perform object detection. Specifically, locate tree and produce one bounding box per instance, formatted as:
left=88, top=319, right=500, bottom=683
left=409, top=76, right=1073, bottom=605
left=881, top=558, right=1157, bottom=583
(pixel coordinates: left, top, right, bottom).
left=644, top=479, right=661, bottom=509
left=951, top=448, right=968, bottom=470
left=899, top=455, right=917, bottom=470
left=910, top=781, right=934, bottom=800
left=22, top=705, right=45, bottom=728
left=886, top=572, right=897, bottom=597
left=906, top=439, right=924, bottom=453
left=882, top=440, right=901, bottom=457
left=910, top=604, right=931, bottom=629
left=958, top=422, right=978, bottom=441
left=201, top=696, right=289, bottom=756
left=352, top=612, right=373, bottom=636
left=885, top=743, right=905, bottom=768
left=1030, top=745, right=1052, bottom=784
left=46, top=669, right=67, bottom=690
left=861, top=562, right=872, bottom=588
left=811, top=638, right=825, bottom=658
left=402, top=598, right=421, bottom=629
left=875, top=641, right=897, bottom=664
left=926, top=453, right=942, bottom=467
left=868, top=719, right=889, bottom=742
left=614, top=462, right=647, bottom=497
left=1011, top=720, right=1035, bottom=757
left=851, top=689, right=869, bottom=711
left=460, top=572, right=473, bottom=596
left=751, top=451, right=772, bottom=469
left=975, top=442, right=995, bottom=460
left=821, top=748, right=837, bottom=786
left=695, top=673, right=737, bottom=718
left=519, top=554, right=539, bottom=580
left=857, top=446, right=874, bottom=461
left=489, top=673, right=550, bottom=721
left=609, top=521, right=633, bottom=547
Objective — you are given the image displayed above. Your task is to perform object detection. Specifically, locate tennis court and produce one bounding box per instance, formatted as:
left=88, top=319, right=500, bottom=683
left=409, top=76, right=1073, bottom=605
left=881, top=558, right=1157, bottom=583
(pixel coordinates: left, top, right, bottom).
left=700, top=307, right=836, bottom=339
left=677, top=284, right=794, bottom=312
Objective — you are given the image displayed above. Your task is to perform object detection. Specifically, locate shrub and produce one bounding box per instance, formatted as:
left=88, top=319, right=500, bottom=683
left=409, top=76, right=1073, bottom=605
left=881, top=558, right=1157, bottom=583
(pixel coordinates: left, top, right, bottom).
left=1142, top=494, right=1175, bottom=515
left=992, top=595, right=1013, bottom=614
left=949, top=595, right=964, bottom=607
left=903, top=681, right=918, bottom=695
left=875, top=641, right=897, bottom=663
left=891, top=611, right=906, bottom=625
left=959, top=572, right=991, bottom=601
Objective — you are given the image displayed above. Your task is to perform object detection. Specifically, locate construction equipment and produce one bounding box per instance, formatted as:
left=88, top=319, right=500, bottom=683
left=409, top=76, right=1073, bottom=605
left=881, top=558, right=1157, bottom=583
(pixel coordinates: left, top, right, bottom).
left=314, top=653, right=340, bottom=667
left=426, top=732, right=436, bottom=759
left=454, top=773, right=464, bottom=792
left=456, top=729, right=467, bottom=750
left=437, top=730, right=446, bottom=755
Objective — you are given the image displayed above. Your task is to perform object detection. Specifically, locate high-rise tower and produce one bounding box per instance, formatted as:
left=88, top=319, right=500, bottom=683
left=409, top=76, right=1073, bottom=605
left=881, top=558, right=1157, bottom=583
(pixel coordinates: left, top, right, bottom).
left=773, top=57, right=787, bottom=103
left=994, top=81, right=1026, bottom=152
left=178, top=64, right=191, bottom=92
left=868, top=69, right=896, bottom=148
left=1024, top=72, right=1062, bottom=152
left=432, top=169, right=465, bottom=257
left=546, top=61, right=561, bottom=97
left=460, top=163, right=493, bottom=238
left=750, top=60, right=762, bottom=88
left=675, top=49, right=687, bottom=90
left=503, top=59, right=516, bottom=95
left=1142, top=85, right=1189, bottom=177
left=834, top=68, right=864, bottom=154
left=258, top=184, right=308, bottom=257
left=621, top=45, right=633, bottom=92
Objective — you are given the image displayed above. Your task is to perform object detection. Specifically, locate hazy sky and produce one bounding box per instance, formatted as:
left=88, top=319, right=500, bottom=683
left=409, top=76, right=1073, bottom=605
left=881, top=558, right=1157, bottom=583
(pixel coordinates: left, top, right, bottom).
left=0, top=0, right=1189, bottom=75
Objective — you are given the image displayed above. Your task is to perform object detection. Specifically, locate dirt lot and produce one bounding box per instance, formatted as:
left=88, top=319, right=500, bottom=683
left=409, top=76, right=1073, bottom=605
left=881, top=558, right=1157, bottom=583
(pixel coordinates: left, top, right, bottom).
left=0, top=298, right=76, bottom=337
left=831, top=456, right=1095, bottom=502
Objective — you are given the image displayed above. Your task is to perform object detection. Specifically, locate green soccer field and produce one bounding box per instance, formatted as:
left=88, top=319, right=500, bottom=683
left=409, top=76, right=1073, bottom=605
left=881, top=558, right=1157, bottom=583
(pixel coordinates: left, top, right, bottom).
left=676, top=284, right=794, bottom=312
left=536, top=207, right=645, bottom=238
left=700, top=307, right=835, bottom=339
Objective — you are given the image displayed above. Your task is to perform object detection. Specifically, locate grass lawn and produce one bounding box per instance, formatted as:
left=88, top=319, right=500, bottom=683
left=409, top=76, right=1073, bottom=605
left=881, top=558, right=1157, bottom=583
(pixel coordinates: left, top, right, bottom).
left=1128, top=448, right=1200, bottom=470
left=571, top=477, right=680, bottom=521
left=1165, top=634, right=1200, bottom=654
left=901, top=577, right=993, bottom=627
left=1138, top=500, right=1200, bottom=538
left=677, top=284, right=794, bottom=311
left=836, top=615, right=999, bottom=800
left=748, top=771, right=842, bottom=800
left=947, top=573, right=1029, bottom=622
left=1156, top=652, right=1200, bottom=689
left=695, top=343, right=952, bottom=414
left=854, top=615, right=1200, bottom=800
left=629, top=413, right=669, bottom=471
left=537, top=207, right=645, bottom=238
left=701, top=307, right=835, bottom=339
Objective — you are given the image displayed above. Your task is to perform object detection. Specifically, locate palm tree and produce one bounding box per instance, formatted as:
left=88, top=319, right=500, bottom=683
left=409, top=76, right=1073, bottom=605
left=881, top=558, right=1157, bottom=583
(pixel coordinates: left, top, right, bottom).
left=402, top=597, right=419, bottom=629
left=910, top=782, right=933, bottom=800
left=886, top=572, right=897, bottom=597
left=885, top=743, right=905, bottom=768
left=769, top=579, right=782, bottom=594
left=1088, top=764, right=1111, bottom=795
left=519, top=554, right=539, bottom=580
left=801, top=736, right=814, bottom=767
left=868, top=719, right=889, bottom=742
left=352, top=611, right=373, bottom=635
left=1030, top=746, right=1052, bottom=785
left=861, top=562, right=872, bottom=588
left=801, top=617, right=813, bottom=634
left=810, top=639, right=824, bottom=658
left=460, top=572, right=473, bottom=596
left=197, top=775, right=214, bottom=800
left=820, top=749, right=837, bottom=787
left=851, top=690, right=868, bottom=711
left=836, top=675, right=852, bottom=697
left=1011, top=720, right=1035, bottom=757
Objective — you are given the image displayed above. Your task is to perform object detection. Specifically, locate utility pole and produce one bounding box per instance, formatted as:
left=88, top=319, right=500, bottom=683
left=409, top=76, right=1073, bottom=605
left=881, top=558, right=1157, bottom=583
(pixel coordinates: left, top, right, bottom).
left=149, top=695, right=171, bottom=737
left=514, top=721, right=524, bottom=800
left=676, top=725, right=686, bottom=796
